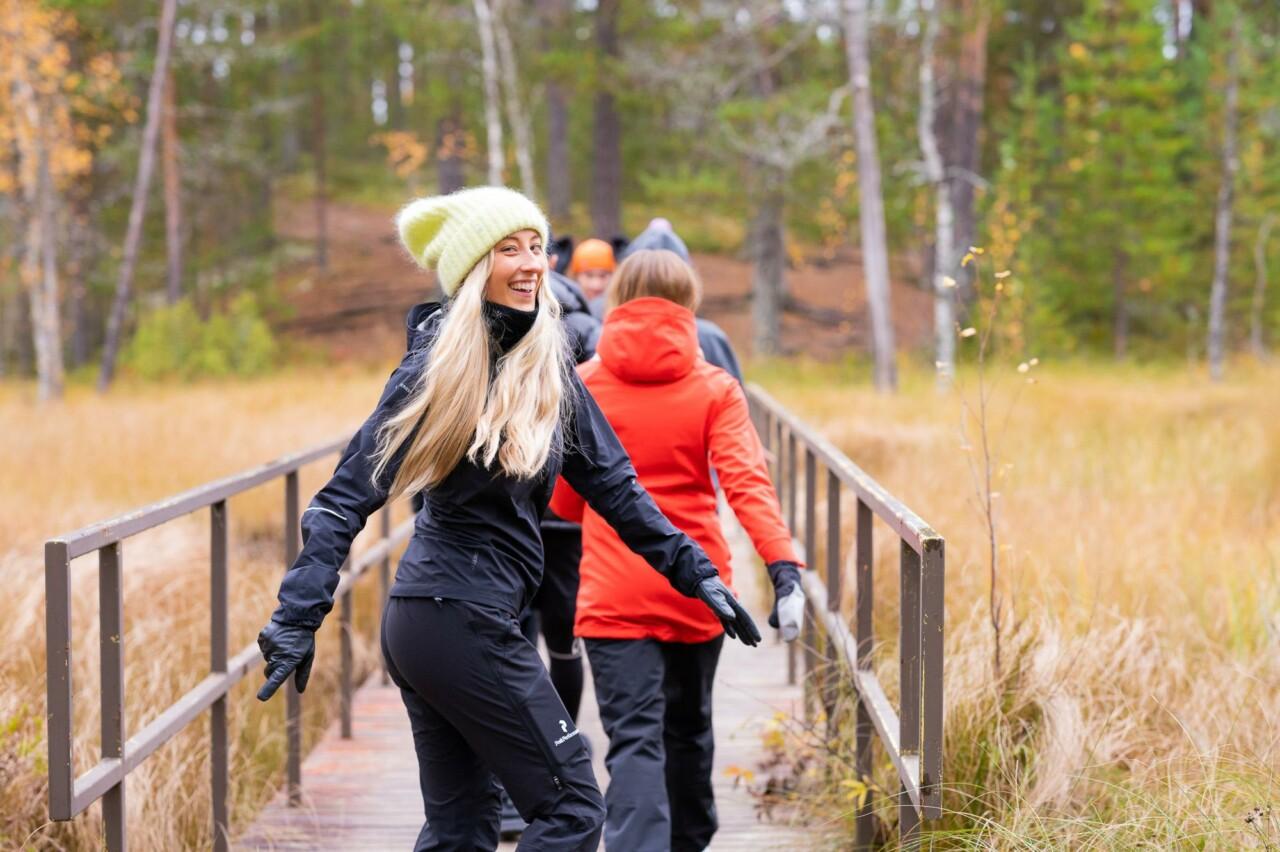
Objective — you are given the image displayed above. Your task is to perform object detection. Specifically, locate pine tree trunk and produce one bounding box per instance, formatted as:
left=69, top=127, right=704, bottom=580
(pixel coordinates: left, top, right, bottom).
left=946, top=0, right=989, bottom=311
left=1251, top=214, right=1274, bottom=358
left=494, top=0, right=536, bottom=198
left=310, top=0, right=328, bottom=270
left=540, top=0, right=572, bottom=223
left=474, top=0, right=505, bottom=186
left=591, top=0, right=622, bottom=238
left=98, top=0, right=179, bottom=390
left=1207, top=21, right=1239, bottom=382
left=843, top=0, right=897, bottom=391
left=919, top=0, right=955, bottom=389
left=436, top=114, right=467, bottom=194
left=751, top=189, right=785, bottom=356
left=162, top=68, right=183, bottom=304
left=1113, top=250, right=1129, bottom=360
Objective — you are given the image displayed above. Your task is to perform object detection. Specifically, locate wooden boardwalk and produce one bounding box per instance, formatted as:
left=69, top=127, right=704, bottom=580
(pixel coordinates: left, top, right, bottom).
left=238, top=516, right=818, bottom=851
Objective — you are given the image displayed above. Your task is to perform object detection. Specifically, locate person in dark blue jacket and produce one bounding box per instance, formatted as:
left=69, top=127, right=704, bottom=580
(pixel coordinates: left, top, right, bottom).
left=254, top=187, right=759, bottom=852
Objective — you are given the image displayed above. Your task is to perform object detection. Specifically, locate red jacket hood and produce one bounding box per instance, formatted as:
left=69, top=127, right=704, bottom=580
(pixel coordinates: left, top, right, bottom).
left=597, top=297, right=699, bottom=384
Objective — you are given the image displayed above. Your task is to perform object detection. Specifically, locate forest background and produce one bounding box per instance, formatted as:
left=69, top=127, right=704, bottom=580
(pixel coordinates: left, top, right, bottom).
left=2, top=0, right=1279, bottom=848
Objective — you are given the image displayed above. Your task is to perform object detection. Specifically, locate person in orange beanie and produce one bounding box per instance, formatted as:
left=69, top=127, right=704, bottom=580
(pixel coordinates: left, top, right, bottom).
left=568, top=238, right=616, bottom=301
left=550, top=249, right=805, bottom=852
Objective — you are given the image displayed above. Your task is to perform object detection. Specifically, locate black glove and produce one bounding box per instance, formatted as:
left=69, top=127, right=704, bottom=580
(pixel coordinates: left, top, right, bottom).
left=256, top=617, right=317, bottom=701
left=694, top=576, right=762, bottom=647
left=766, top=560, right=806, bottom=642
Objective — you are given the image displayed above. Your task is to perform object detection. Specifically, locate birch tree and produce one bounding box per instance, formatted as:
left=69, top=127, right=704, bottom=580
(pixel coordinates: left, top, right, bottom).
left=919, top=0, right=956, bottom=389
left=98, top=0, right=179, bottom=390
left=844, top=0, right=897, bottom=391
left=473, top=0, right=504, bottom=186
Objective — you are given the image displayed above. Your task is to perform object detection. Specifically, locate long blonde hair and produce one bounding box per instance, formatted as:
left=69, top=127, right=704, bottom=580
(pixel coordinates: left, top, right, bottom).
left=371, top=252, right=569, bottom=498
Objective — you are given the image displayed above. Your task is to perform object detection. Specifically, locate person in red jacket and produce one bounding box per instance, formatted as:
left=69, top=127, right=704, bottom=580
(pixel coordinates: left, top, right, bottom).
left=550, top=249, right=806, bottom=852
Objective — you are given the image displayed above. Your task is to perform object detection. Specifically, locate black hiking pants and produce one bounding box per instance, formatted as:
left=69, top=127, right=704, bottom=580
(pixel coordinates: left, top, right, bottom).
left=381, top=596, right=604, bottom=851
left=524, top=524, right=585, bottom=720
left=584, top=634, right=724, bottom=852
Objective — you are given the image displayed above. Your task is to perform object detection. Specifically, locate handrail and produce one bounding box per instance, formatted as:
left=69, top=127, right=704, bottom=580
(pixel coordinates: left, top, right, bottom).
left=44, top=436, right=409, bottom=852
left=746, top=383, right=945, bottom=848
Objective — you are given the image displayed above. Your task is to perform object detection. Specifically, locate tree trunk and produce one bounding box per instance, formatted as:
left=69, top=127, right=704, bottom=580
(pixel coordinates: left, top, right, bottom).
left=98, top=0, right=179, bottom=390
left=474, top=0, right=505, bottom=186
left=1207, top=20, right=1239, bottom=382
left=919, top=0, right=955, bottom=390
left=946, top=0, right=989, bottom=312
left=843, top=0, right=897, bottom=391
left=539, top=0, right=571, bottom=221
left=436, top=114, right=466, bottom=194
left=751, top=189, right=786, bottom=356
left=1113, top=250, right=1129, bottom=359
left=162, top=67, right=183, bottom=303
left=29, top=114, right=65, bottom=401
left=591, top=0, right=622, bottom=237
left=494, top=0, right=536, bottom=197
left=310, top=0, right=328, bottom=270
left=1251, top=214, right=1274, bottom=358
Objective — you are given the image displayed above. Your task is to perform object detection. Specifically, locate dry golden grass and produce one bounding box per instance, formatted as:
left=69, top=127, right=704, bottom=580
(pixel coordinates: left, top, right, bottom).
left=750, top=357, right=1280, bottom=847
left=0, top=367, right=405, bottom=850
left=3, top=358, right=1278, bottom=848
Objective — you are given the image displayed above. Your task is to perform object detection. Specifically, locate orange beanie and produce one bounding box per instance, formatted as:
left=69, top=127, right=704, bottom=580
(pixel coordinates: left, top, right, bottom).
left=570, top=238, right=616, bottom=276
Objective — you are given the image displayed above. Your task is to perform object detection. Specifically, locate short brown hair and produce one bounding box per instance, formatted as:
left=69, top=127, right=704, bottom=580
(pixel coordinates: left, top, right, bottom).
left=607, top=249, right=703, bottom=313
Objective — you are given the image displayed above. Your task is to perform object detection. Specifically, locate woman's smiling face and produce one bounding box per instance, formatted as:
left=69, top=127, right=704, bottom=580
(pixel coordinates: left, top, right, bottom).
left=484, top=230, right=547, bottom=312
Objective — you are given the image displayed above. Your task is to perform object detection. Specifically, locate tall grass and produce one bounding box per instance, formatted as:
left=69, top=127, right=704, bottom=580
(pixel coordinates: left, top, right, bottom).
left=749, top=357, right=1280, bottom=847
left=0, top=368, right=403, bottom=849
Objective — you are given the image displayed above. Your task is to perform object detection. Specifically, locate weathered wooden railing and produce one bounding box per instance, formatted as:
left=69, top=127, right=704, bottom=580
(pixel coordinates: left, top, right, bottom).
left=44, top=437, right=411, bottom=852
left=747, top=384, right=945, bottom=847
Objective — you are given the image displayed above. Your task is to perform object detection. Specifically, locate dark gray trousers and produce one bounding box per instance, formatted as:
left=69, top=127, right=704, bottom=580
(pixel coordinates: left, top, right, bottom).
left=585, top=635, right=724, bottom=852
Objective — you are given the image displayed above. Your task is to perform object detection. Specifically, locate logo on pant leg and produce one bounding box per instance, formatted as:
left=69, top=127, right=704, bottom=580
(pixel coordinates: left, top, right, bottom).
left=554, top=719, right=579, bottom=747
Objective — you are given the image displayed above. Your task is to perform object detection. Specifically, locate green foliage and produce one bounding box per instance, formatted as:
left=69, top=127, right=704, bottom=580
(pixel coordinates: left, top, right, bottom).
left=124, top=294, right=278, bottom=381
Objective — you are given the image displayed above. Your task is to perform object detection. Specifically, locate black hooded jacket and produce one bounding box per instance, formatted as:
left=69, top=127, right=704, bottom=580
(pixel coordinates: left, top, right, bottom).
left=273, top=302, right=717, bottom=628
left=548, top=271, right=600, bottom=364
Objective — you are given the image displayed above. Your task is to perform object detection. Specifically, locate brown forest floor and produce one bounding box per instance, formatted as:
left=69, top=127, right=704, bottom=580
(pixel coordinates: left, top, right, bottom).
left=273, top=198, right=933, bottom=363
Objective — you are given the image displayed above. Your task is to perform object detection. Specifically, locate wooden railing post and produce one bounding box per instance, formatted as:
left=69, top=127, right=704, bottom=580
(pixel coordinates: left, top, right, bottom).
left=340, top=557, right=353, bottom=739
left=100, top=542, right=126, bottom=852
left=921, top=537, right=945, bottom=818
left=854, top=499, right=875, bottom=850
left=823, top=469, right=841, bottom=728
left=899, top=540, right=923, bottom=844
left=45, top=540, right=73, bottom=821
left=211, top=501, right=230, bottom=852
left=801, top=449, right=819, bottom=720
left=284, top=471, right=303, bottom=806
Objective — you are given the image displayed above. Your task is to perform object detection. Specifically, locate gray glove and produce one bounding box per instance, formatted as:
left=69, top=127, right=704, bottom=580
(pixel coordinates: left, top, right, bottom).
left=256, top=617, right=317, bottom=701
left=767, top=561, right=806, bottom=642
left=694, top=576, right=762, bottom=646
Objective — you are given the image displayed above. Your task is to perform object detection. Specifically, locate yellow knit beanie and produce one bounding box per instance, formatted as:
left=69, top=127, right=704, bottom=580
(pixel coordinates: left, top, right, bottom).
left=396, top=186, right=549, bottom=297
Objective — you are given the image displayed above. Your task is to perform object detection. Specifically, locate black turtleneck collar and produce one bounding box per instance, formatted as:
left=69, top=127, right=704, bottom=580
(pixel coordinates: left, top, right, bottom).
left=483, top=300, right=537, bottom=352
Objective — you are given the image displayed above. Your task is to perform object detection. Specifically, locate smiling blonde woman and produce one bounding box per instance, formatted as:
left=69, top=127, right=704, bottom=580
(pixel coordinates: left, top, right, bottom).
left=253, top=187, right=760, bottom=851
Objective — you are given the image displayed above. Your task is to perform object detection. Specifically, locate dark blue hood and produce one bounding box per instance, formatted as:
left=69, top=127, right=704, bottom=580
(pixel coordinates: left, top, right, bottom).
left=620, top=227, right=691, bottom=263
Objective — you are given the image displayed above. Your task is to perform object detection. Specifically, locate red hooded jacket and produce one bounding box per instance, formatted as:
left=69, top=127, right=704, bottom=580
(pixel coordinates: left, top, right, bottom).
left=550, top=297, right=801, bottom=643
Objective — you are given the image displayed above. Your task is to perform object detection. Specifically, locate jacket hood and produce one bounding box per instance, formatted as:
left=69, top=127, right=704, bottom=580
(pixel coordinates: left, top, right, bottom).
left=597, top=297, right=699, bottom=384
left=620, top=227, right=690, bottom=263
left=548, top=270, right=592, bottom=316
left=405, top=301, right=444, bottom=350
